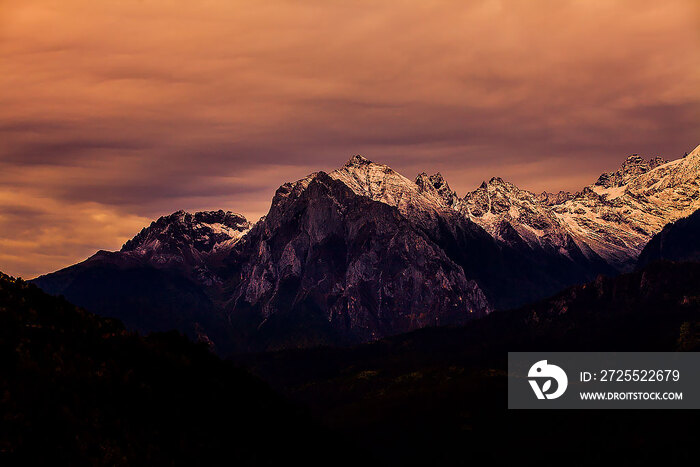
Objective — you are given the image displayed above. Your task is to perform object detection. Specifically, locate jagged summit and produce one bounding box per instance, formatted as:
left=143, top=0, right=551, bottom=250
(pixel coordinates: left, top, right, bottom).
left=413, top=171, right=433, bottom=191
left=329, top=155, right=447, bottom=221
left=122, top=209, right=250, bottom=256
left=414, top=172, right=463, bottom=209
left=168, top=147, right=700, bottom=273
left=413, top=147, right=700, bottom=270
left=537, top=191, right=574, bottom=206
left=688, top=143, right=700, bottom=158
left=555, top=147, right=700, bottom=268
left=344, top=154, right=373, bottom=167
left=428, top=172, right=448, bottom=187
left=460, top=174, right=574, bottom=254
left=595, top=154, right=669, bottom=188
left=472, top=177, right=506, bottom=191
left=327, top=149, right=699, bottom=270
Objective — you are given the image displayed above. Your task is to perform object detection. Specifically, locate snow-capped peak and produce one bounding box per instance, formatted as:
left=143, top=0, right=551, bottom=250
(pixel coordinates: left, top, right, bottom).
left=279, top=146, right=699, bottom=273
left=554, top=147, right=700, bottom=269
left=594, top=154, right=669, bottom=188
left=458, top=174, right=573, bottom=251
left=117, top=209, right=251, bottom=286
left=122, top=210, right=251, bottom=256
left=329, top=155, right=447, bottom=217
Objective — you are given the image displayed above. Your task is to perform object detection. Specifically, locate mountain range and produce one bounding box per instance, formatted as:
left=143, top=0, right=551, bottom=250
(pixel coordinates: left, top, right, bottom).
left=33, top=144, right=700, bottom=352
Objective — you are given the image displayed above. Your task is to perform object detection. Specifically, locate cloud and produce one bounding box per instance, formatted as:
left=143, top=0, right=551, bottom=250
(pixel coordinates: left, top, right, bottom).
left=0, top=0, right=699, bottom=277
left=0, top=189, right=150, bottom=279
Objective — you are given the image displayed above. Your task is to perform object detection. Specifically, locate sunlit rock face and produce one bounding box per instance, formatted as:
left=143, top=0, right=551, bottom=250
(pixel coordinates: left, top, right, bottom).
left=425, top=145, right=700, bottom=272
left=223, top=171, right=492, bottom=349
left=554, top=146, right=700, bottom=270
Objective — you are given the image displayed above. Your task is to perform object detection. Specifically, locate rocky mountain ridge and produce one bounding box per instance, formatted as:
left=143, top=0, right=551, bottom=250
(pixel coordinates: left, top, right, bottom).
left=33, top=144, right=700, bottom=352
left=554, top=147, right=700, bottom=269
left=123, top=209, right=250, bottom=256
left=421, top=145, right=700, bottom=270
left=119, top=209, right=250, bottom=286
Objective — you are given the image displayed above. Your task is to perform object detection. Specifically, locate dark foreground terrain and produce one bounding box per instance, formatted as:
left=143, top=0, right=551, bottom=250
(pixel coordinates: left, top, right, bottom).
left=0, top=272, right=329, bottom=466
left=3, top=260, right=700, bottom=465
left=237, top=260, right=700, bottom=465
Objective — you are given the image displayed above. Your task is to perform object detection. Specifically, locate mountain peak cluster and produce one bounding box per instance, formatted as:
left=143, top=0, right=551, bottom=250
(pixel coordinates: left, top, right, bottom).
left=34, top=145, right=700, bottom=352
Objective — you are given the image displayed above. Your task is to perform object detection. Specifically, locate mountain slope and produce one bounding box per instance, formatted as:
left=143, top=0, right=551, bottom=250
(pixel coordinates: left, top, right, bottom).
left=457, top=176, right=610, bottom=269
left=557, top=148, right=700, bottom=269
left=220, top=171, right=491, bottom=350
left=32, top=210, right=250, bottom=348
left=637, top=208, right=700, bottom=267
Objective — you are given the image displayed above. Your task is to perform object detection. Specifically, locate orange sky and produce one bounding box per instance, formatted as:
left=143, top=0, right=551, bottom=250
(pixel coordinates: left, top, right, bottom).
left=1, top=0, right=699, bottom=278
